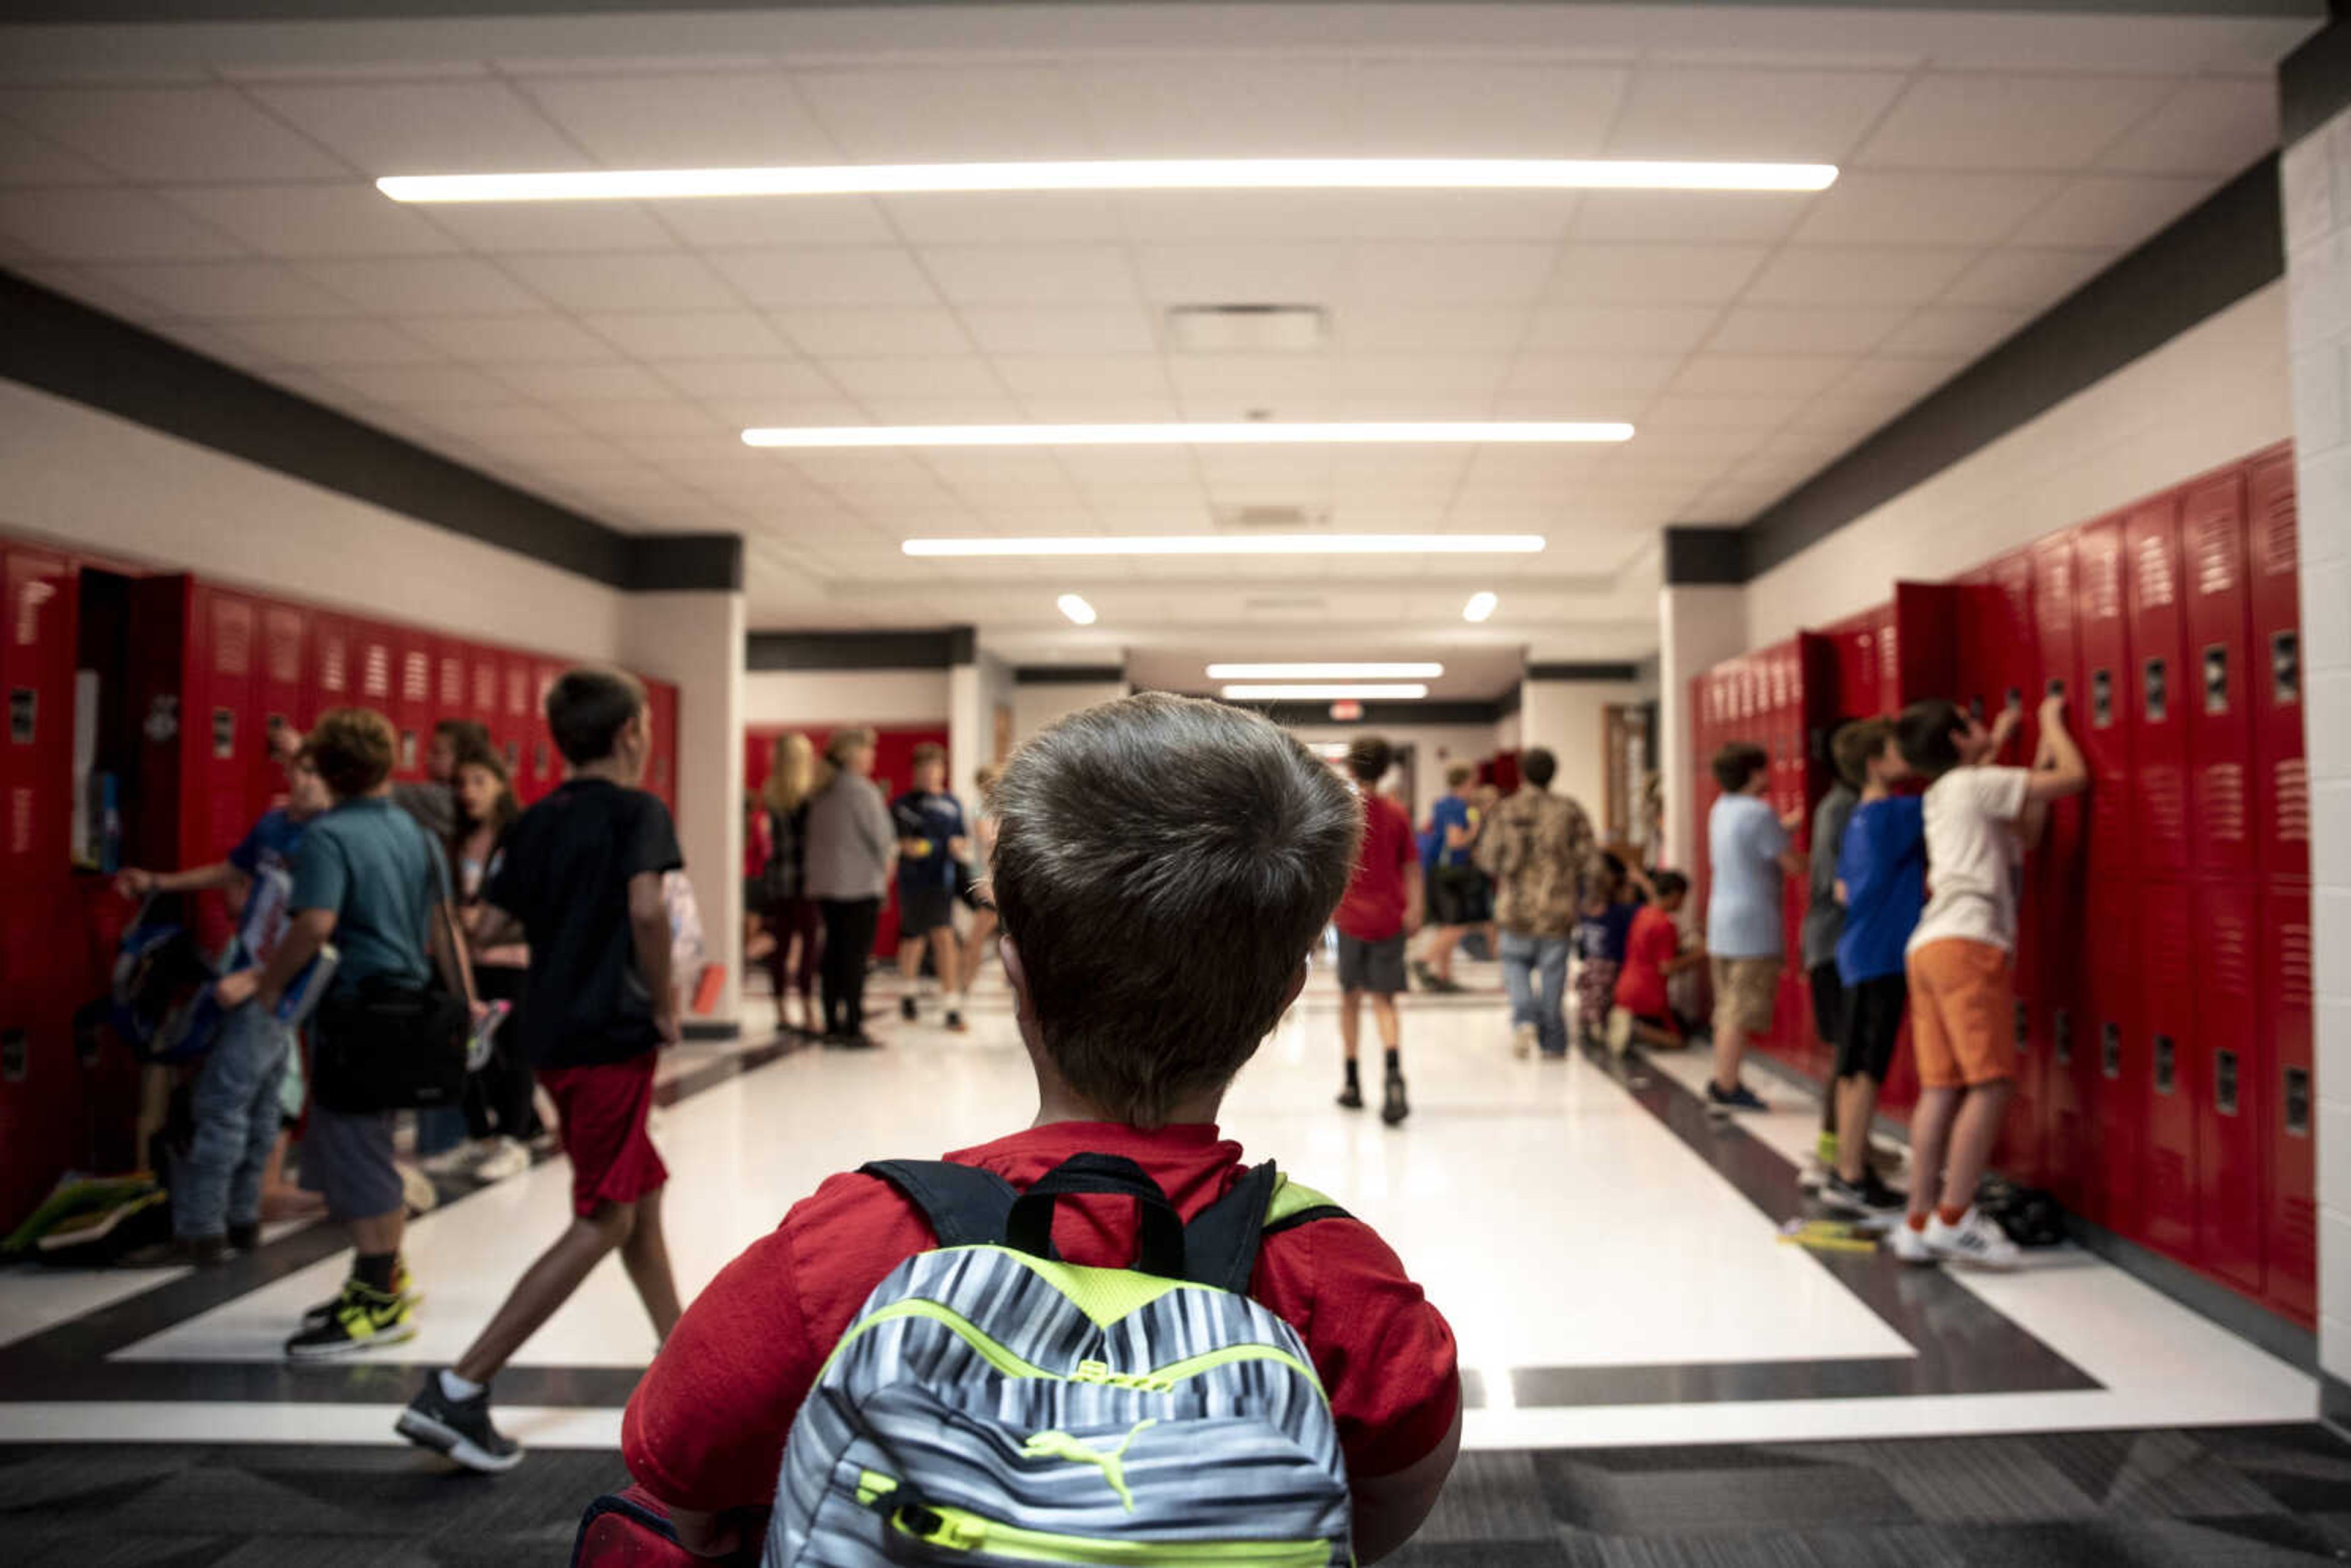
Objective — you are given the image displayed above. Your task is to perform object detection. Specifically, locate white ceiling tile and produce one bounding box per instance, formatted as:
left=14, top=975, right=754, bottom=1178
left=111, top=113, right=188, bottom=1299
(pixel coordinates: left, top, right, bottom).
left=1855, top=72, right=2173, bottom=171
left=500, top=250, right=737, bottom=311
left=0, top=87, right=348, bottom=181
left=1117, top=190, right=1572, bottom=243
left=413, top=402, right=582, bottom=440
left=1706, top=303, right=1910, bottom=354
left=0, top=127, right=113, bottom=185
left=1329, top=386, right=1499, bottom=420
left=1877, top=305, right=2030, bottom=358
left=519, top=70, right=839, bottom=166
left=651, top=196, right=897, bottom=249
left=1572, top=190, right=1812, bottom=244
left=705, top=246, right=937, bottom=308
left=1349, top=242, right=1556, bottom=303
left=90, top=260, right=355, bottom=318
left=1014, top=391, right=1182, bottom=424
left=694, top=399, right=870, bottom=433
left=1548, top=242, right=1769, bottom=304
left=1196, top=445, right=1334, bottom=489
left=324, top=362, right=522, bottom=408
left=918, top=448, right=1077, bottom=492
left=1792, top=171, right=2068, bottom=246
left=216, top=317, right=444, bottom=367
left=1503, top=353, right=1687, bottom=394
left=1350, top=62, right=1630, bottom=156
left=424, top=200, right=677, bottom=254
left=2005, top=173, right=2214, bottom=248
left=557, top=397, right=727, bottom=437
left=0, top=187, right=247, bottom=261
left=770, top=306, right=972, bottom=358
left=797, top=65, right=1091, bottom=160
left=162, top=184, right=456, bottom=258
left=1337, top=356, right=1506, bottom=397
left=1524, top=304, right=1721, bottom=354
left=1082, top=60, right=1354, bottom=158
left=882, top=193, right=1128, bottom=247
left=1166, top=356, right=1332, bottom=414
left=1668, top=354, right=1855, bottom=397
left=1641, top=391, right=1804, bottom=429
left=492, top=360, right=677, bottom=402
left=991, top=355, right=1169, bottom=399
left=647, top=357, right=837, bottom=400
left=248, top=80, right=584, bottom=176
left=821, top=356, right=1004, bottom=402
left=958, top=304, right=1158, bottom=356
left=304, top=255, right=545, bottom=315
left=397, top=312, right=613, bottom=363
left=1605, top=68, right=1910, bottom=160
left=1939, top=246, right=2116, bottom=307
left=921, top=244, right=1136, bottom=306
left=2097, top=78, right=2277, bottom=176
left=1337, top=306, right=1530, bottom=354
left=146, top=319, right=272, bottom=365
left=582, top=310, right=790, bottom=360
left=1133, top=243, right=1346, bottom=304
left=1458, top=448, right=1619, bottom=489
left=1744, top=245, right=1979, bottom=306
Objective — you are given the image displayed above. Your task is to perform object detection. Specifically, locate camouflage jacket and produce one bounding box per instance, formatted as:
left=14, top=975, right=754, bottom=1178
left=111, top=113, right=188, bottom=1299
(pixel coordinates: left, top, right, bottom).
left=1474, top=787, right=1602, bottom=939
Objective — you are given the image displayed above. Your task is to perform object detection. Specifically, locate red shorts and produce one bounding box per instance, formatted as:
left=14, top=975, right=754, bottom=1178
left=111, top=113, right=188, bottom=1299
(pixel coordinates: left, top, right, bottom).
left=538, top=1055, right=669, bottom=1218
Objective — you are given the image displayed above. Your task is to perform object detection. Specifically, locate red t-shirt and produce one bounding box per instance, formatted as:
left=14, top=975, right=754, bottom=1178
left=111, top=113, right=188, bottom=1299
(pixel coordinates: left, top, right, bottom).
left=621, top=1122, right=1460, bottom=1514
left=1334, top=791, right=1415, bottom=942
left=1614, top=904, right=1681, bottom=1016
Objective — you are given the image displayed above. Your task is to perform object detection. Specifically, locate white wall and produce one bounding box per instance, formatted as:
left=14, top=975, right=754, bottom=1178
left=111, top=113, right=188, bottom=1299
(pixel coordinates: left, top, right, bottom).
left=1517, top=678, right=1654, bottom=836
left=2282, top=106, right=2351, bottom=1402
left=1286, top=722, right=1501, bottom=819
left=1659, top=585, right=1751, bottom=869
left=1014, top=680, right=1127, bottom=746
left=1493, top=708, right=1523, bottom=752
left=948, top=650, right=1016, bottom=805
left=1745, top=283, right=2294, bottom=646
left=0, top=378, right=626, bottom=661
left=743, top=668, right=950, bottom=729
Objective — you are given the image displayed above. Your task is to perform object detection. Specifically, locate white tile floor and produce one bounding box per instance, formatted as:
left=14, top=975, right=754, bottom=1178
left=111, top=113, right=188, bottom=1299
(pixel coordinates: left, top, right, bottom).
left=0, top=958, right=2319, bottom=1452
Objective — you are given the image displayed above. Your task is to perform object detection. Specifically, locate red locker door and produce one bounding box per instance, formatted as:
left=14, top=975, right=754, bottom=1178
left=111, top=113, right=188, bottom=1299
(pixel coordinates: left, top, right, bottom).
left=190, top=585, right=260, bottom=866
left=2191, top=876, right=2263, bottom=1296
left=1890, top=581, right=1955, bottom=703
left=502, top=654, right=538, bottom=798
left=352, top=618, right=396, bottom=719
left=2030, top=532, right=2090, bottom=1204
left=533, top=659, right=566, bottom=795
left=2082, top=876, right=2141, bottom=1236
left=392, top=628, right=435, bottom=780
left=2246, top=451, right=2306, bottom=880
left=2072, top=517, right=2134, bottom=879
left=467, top=644, right=503, bottom=743
left=256, top=601, right=307, bottom=806
left=2136, top=883, right=2198, bottom=1261
left=1, top=546, right=76, bottom=881
left=2263, top=883, right=2315, bottom=1324
left=644, top=678, right=678, bottom=814
left=307, top=612, right=351, bottom=727
left=2123, top=496, right=2191, bottom=876
left=2181, top=470, right=2255, bottom=877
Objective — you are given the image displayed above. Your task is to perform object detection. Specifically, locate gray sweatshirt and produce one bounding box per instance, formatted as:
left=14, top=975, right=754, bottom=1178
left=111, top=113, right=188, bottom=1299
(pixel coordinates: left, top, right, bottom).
left=802, top=771, right=896, bottom=901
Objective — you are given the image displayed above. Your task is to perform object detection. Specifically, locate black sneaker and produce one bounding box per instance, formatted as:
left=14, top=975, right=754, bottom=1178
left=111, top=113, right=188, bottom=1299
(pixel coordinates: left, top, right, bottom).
left=226, top=1221, right=261, bottom=1253
left=945, top=1009, right=967, bottom=1033
left=1381, top=1071, right=1409, bottom=1126
left=122, top=1234, right=228, bottom=1269
left=1337, top=1080, right=1364, bottom=1111
left=827, top=1030, right=882, bottom=1050
left=1821, top=1168, right=1908, bottom=1218
left=285, top=1278, right=415, bottom=1360
left=899, top=995, right=919, bottom=1022
left=1706, top=1080, right=1768, bottom=1114
left=397, top=1372, right=523, bottom=1474
left=1410, top=959, right=1438, bottom=991
left=301, top=1262, right=419, bottom=1331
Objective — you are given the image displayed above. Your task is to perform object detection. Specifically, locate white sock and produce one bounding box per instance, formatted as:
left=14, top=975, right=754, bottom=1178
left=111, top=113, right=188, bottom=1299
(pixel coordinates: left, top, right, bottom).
left=440, top=1368, right=485, bottom=1401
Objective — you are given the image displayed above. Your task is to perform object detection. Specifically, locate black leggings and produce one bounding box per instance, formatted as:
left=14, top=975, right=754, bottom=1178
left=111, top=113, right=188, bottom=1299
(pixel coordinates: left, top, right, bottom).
left=463, top=965, right=538, bottom=1141
left=818, top=898, right=881, bottom=1036
left=765, top=896, right=822, bottom=1008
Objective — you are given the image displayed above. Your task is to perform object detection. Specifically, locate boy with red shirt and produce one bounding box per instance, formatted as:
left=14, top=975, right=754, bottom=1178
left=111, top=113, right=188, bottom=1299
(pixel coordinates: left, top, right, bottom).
left=1610, top=870, right=1704, bottom=1054
left=1332, top=734, right=1422, bottom=1125
left=622, top=694, right=1460, bottom=1562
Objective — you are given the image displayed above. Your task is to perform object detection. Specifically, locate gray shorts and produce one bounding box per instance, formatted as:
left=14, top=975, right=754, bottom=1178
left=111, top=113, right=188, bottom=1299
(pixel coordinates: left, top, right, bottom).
left=299, top=1104, right=402, bottom=1221
left=1337, top=932, right=1408, bottom=996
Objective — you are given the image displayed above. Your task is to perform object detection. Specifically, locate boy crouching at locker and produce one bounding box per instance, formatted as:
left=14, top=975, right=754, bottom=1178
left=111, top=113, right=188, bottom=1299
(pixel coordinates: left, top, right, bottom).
left=1888, top=692, right=2086, bottom=1270
left=618, top=693, right=1460, bottom=1562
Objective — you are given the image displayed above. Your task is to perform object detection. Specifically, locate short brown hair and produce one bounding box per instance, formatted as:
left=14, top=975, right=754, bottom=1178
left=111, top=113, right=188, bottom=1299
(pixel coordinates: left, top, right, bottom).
left=307, top=707, right=397, bottom=798
left=1344, top=734, right=1393, bottom=785
left=910, top=741, right=947, bottom=768
left=546, top=667, right=645, bottom=766
left=1445, top=763, right=1474, bottom=789
left=991, top=694, right=1359, bottom=1128
left=1831, top=718, right=1888, bottom=789
left=1711, top=741, right=1768, bottom=793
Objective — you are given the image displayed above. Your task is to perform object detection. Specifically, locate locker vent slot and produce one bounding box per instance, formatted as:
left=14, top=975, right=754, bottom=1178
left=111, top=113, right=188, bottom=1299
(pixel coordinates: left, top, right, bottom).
left=1, top=1027, right=24, bottom=1082
left=2101, top=1021, right=2121, bottom=1079
left=2091, top=669, right=2113, bottom=729
left=8, top=686, right=32, bottom=745
left=503, top=740, right=520, bottom=772
left=534, top=741, right=549, bottom=776
left=2285, top=1068, right=2311, bottom=1136
left=2153, top=1033, right=2175, bottom=1095
left=2006, top=686, right=2023, bottom=711
left=2271, top=629, right=2299, bottom=706
left=2215, top=1049, right=2239, bottom=1116
left=211, top=707, right=234, bottom=760
left=2143, top=657, right=2168, bottom=723
left=399, top=730, right=418, bottom=772
left=2047, top=676, right=2066, bottom=699
left=2202, top=645, right=2229, bottom=715
left=2055, top=1009, right=2073, bottom=1065
left=2014, top=1000, right=2029, bottom=1054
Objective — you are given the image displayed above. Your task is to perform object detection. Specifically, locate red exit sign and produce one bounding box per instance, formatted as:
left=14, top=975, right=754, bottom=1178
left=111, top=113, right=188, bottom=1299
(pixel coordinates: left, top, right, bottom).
left=1330, top=700, right=1363, bottom=721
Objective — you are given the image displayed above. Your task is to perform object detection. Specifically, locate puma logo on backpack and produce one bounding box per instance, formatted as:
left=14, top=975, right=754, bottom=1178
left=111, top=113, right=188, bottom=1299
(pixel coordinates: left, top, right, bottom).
left=763, top=1152, right=1355, bottom=1566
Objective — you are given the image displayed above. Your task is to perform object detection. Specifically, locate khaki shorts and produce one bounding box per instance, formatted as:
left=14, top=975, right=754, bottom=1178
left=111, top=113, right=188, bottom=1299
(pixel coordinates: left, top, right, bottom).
left=1711, top=956, right=1780, bottom=1038
left=1907, top=938, right=2015, bottom=1089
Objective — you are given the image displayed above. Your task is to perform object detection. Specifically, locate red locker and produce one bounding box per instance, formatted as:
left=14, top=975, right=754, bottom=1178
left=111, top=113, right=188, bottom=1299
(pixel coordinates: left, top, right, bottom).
left=352, top=618, right=396, bottom=716
left=391, top=628, right=435, bottom=780
left=437, top=638, right=468, bottom=722
left=2081, top=876, right=2142, bottom=1236
left=2262, top=882, right=2316, bottom=1324
left=2246, top=449, right=2306, bottom=880
left=2136, top=882, right=2198, bottom=1261
left=644, top=679, right=678, bottom=815
left=534, top=659, right=566, bottom=796
left=468, top=643, right=500, bottom=731
left=1891, top=581, right=1955, bottom=703
left=308, top=611, right=351, bottom=727
left=189, top=586, right=260, bottom=866
left=2123, top=496, right=2190, bottom=875
left=2191, top=876, right=2264, bottom=1296
left=2072, top=517, right=2134, bottom=878
left=256, top=600, right=307, bottom=808
left=2181, top=470, right=2255, bottom=876
left=501, top=653, right=537, bottom=797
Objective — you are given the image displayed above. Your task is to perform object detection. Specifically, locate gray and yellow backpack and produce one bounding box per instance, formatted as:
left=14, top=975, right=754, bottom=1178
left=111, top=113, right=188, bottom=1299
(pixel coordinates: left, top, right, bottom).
left=763, top=1152, right=1357, bottom=1566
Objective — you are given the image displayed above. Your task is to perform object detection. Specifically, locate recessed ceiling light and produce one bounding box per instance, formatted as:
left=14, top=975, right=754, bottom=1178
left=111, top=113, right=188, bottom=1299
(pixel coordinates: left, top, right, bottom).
left=379, top=159, right=1837, bottom=204
left=749, top=421, right=1629, bottom=449
left=903, top=534, right=1544, bottom=558
left=1464, top=591, right=1499, bottom=623
left=1207, top=662, right=1444, bottom=680
left=1056, top=593, right=1098, bottom=626
left=1222, top=683, right=1430, bottom=700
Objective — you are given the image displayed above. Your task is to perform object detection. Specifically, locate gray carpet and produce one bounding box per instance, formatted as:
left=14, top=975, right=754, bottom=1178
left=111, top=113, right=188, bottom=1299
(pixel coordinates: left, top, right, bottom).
left=6, top=1425, right=2349, bottom=1565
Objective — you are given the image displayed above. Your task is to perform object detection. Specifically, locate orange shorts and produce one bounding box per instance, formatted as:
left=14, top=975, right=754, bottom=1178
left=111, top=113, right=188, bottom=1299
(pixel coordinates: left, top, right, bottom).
left=1905, top=938, right=2015, bottom=1089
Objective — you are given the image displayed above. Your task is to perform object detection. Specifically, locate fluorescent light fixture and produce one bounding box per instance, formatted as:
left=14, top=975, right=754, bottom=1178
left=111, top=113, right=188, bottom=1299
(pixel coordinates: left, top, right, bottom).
left=1463, top=591, right=1499, bottom=623
left=749, top=421, right=1629, bottom=449
left=380, top=159, right=1837, bottom=204
left=1222, top=683, right=1430, bottom=700
left=1207, top=662, right=1444, bottom=680
left=904, top=534, right=1544, bottom=558
left=1056, top=593, right=1098, bottom=626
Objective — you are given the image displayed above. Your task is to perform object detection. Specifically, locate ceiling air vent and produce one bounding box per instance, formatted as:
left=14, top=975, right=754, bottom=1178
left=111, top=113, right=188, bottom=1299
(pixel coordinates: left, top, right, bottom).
left=1166, top=304, right=1329, bottom=354
left=1215, top=504, right=1329, bottom=530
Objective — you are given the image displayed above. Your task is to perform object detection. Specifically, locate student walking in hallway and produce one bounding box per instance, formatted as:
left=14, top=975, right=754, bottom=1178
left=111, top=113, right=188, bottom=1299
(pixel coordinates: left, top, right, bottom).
left=1333, top=735, right=1422, bottom=1124
left=1476, top=747, right=1602, bottom=1059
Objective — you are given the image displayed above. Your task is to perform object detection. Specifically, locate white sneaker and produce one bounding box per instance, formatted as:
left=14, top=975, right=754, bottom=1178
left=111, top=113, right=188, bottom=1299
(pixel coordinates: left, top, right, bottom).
left=1798, top=1155, right=1828, bottom=1193
left=471, top=1138, right=531, bottom=1184
left=1887, top=1221, right=1936, bottom=1265
left=1605, top=1007, right=1633, bottom=1058
left=1512, top=1023, right=1537, bottom=1059
left=1924, top=1207, right=2021, bottom=1270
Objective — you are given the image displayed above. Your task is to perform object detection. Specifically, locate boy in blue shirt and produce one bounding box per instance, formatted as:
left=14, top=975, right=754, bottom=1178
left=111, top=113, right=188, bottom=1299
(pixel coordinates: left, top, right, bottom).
left=1411, top=764, right=1479, bottom=994
left=1704, top=743, right=1807, bottom=1112
left=1823, top=719, right=1924, bottom=1218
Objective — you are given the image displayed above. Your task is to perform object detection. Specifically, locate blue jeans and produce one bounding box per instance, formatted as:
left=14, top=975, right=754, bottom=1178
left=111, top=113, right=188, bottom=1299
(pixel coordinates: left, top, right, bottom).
left=174, top=1002, right=291, bottom=1239
left=1500, top=932, right=1571, bottom=1056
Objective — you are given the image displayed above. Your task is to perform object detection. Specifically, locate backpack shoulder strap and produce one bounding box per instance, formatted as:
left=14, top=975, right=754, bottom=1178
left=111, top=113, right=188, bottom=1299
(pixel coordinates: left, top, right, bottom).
left=1262, top=1174, right=1353, bottom=1237
left=1180, top=1160, right=1280, bottom=1294
left=859, top=1160, right=1020, bottom=1250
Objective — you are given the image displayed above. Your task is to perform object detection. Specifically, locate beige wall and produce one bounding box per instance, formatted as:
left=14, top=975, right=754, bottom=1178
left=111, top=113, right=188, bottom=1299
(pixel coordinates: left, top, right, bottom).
left=743, top=667, right=950, bottom=729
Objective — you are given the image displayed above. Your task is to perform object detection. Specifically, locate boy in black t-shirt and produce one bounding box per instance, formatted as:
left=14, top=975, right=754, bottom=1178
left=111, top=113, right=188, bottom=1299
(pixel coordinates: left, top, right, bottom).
left=397, top=668, right=685, bottom=1474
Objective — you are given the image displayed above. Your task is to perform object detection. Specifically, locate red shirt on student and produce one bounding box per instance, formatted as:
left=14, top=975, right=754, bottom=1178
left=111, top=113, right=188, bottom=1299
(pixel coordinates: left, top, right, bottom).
left=1614, top=904, right=1682, bottom=1016
left=1333, top=790, right=1415, bottom=943
left=622, top=1121, right=1459, bottom=1514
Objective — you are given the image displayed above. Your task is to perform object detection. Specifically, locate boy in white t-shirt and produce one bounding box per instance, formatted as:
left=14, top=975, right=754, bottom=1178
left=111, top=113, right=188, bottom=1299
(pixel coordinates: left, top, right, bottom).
left=1888, top=692, right=2087, bottom=1270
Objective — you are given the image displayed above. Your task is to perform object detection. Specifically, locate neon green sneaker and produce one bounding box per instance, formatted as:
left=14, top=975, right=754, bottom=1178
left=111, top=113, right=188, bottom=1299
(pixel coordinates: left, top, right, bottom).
left=285, top=1277, right=416, bottom=1361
